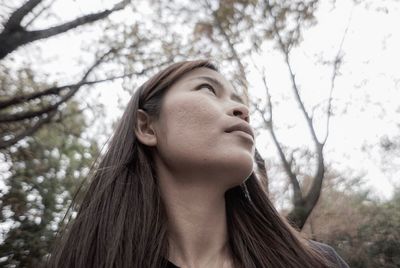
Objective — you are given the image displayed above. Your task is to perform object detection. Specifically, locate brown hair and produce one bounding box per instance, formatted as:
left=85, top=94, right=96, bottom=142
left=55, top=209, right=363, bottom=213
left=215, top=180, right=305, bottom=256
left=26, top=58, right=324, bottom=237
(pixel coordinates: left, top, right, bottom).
left=47, top=60, right=332, bottom=268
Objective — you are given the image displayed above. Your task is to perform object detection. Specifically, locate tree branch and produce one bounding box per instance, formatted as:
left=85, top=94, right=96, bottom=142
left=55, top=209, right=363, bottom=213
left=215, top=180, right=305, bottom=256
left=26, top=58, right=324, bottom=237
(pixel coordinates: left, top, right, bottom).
left=264, top=0, right=320, bottom=147
left=0, top=48, right=122, bottom=149
left=23, top=0, right=56, bottom=28
left=28, top=3, right=124, bottom=41
left=0, top=48, right=111, bottom=123
left=2, top=0, right=42, bottom=33
left=0, top=77, right=111, bottom=110
left=305, top=7, right=353, bottom=206
left=265, top=1, right=323, bottom=227
left=303, top=145, right=324, bottom=210
left=0, top=60, right=172, bottom=110
left=204, top=0, right=249, bottom=105
left=0, top=109, right=56, bottom=150
left=0, top=1, right=128, bottom=59
left=254, top=64, right=303, bottom=204
left=322, top=6, right=353, bottom=145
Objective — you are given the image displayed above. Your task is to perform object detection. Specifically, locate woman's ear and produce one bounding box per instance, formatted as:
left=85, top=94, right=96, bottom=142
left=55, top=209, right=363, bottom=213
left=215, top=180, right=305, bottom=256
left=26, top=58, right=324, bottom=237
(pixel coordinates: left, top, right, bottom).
left=135, top=109, right=157, bottom=146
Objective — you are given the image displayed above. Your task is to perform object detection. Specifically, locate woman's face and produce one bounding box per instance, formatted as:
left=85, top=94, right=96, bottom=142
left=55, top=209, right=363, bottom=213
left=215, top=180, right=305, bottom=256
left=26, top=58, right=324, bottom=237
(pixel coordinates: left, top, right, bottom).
left=152, top=67, right=255, bottom=189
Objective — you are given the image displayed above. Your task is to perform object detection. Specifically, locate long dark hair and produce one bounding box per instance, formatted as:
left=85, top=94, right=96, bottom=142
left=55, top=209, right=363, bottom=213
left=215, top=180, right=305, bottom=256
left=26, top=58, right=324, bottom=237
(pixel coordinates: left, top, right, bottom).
left=47, top=60, right=332, bottom=267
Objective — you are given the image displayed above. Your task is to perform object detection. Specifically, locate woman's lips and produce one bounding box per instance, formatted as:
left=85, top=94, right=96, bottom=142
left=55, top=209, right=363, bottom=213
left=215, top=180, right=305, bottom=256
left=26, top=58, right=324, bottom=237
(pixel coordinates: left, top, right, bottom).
left=228, top=130, right=254, bottom=141
left=224, top=122, right=254, bottom=140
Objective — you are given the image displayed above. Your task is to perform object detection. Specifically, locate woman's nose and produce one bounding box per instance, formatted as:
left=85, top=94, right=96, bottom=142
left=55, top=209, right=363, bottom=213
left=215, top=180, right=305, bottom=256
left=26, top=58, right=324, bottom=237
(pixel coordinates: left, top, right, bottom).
left=229, top=103, right=250, bottom=123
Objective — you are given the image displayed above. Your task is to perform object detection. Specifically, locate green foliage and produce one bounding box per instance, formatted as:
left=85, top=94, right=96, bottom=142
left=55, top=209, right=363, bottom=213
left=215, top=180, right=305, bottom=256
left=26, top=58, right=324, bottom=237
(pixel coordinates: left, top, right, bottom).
left=303, top=173, right=400, bottom=267
left=319, top=189, right=400, bottom=268
left=0, top=100, right=99, bottom=267
left=354, top=190, right=400, bottom=267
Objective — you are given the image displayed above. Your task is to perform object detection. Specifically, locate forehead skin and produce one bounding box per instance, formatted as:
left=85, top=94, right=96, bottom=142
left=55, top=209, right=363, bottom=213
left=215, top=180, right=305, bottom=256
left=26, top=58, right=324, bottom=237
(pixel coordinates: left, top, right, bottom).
left=170, top=67, right=245, bottom=104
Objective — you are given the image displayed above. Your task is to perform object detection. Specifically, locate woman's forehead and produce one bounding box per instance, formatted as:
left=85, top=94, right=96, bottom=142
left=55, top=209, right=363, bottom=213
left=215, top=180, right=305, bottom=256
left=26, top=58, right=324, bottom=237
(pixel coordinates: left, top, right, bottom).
left=178, top=67, right=228, bottom=86
left=173, top=67, right=243, bottom=101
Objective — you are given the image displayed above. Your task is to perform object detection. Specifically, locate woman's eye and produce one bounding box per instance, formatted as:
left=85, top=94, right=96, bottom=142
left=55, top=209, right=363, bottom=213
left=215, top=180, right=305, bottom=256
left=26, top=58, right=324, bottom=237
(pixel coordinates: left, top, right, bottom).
left=198, top=84, right=216, bottom=95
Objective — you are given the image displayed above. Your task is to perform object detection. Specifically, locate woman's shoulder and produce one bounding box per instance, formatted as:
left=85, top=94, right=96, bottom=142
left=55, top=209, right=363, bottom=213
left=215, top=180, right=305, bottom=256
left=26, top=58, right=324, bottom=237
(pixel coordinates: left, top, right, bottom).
left=309, top=240, right=350, bottom=268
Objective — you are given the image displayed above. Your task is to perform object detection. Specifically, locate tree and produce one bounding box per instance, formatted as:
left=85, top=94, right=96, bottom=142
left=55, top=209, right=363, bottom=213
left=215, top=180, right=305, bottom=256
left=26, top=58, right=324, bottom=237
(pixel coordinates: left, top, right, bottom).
left=0, top=2, right=182, bottom=265
left=0, top=0, right=130, bottom=150
left=0, top=99, right=100, bottom=267
left=303, top=173, right=400, bottom=268
left=253, top=0, right=351, bottom=229
left=0, top=0, right=128, bottom=60
left=0, top=1, right=138, bottom=265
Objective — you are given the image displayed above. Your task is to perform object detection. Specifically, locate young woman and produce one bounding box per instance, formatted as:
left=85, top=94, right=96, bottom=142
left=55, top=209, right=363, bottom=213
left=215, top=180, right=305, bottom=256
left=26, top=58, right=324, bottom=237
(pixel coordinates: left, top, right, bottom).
left=47, top=60, right=349, bottom=268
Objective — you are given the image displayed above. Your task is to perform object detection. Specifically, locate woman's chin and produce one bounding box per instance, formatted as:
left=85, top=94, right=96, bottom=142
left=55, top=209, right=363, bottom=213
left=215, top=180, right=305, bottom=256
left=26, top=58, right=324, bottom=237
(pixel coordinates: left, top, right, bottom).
left=220, top=159, right=254, bottom=188
left=227, top=154, right=254, bottom=172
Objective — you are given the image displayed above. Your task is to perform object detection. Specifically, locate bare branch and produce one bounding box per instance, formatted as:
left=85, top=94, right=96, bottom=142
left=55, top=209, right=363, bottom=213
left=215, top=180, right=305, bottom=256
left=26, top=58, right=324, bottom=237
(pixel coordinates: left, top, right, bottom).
left=268, top=120, right=303, bottom=204
left=23, top=0, right=56, bottom=28
left=323, top=77, right=335, bottom=146
left=2, top=0, right=42, bottom=33
left=264, top=1, right=323, bottom=227
left=322, top=6, right=353, bottom=145
left=0, top=48, right=130, bottom=150
left=286, top=57, right=321, bottom=146
left=0, top=109, right=56, bottom=150
left=253, top=63, right=303, bottom=204
left=264, top=0, right=320, bottom=147
left=28, top=2, right=126, bottom=41
left=0, top=60, right=172, bottom=110
left=303, top=144, right=324, bottom=208
left=0, top=75, right=119, bottom=110
left=0, top=82, right=80, bottom=110
left=264, top=0, right=353, bottom=227
left=304, top=6, right=354, bottom=210
left=0, top=1, right=128, bottom=59
left=204, top=0, right=249, bottom=105
left=0, top=48, right=111, bottom=123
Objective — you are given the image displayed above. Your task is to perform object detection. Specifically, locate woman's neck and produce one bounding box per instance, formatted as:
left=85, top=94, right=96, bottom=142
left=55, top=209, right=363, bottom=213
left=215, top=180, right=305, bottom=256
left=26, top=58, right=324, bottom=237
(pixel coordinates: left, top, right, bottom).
left=157, top=165, right=234, bottom=267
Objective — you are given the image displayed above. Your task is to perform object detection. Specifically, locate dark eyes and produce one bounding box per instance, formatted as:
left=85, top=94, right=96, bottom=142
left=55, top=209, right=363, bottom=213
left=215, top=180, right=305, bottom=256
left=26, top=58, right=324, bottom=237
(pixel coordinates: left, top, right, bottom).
left=197, top=83, right=217, bottom=95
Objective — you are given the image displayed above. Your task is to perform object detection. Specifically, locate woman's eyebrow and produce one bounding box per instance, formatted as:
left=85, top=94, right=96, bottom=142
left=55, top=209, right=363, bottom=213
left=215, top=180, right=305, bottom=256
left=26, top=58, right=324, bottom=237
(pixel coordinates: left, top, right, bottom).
left=193, top=75, right=224, bottom=89
left=191, top=76, right=245, bottom=104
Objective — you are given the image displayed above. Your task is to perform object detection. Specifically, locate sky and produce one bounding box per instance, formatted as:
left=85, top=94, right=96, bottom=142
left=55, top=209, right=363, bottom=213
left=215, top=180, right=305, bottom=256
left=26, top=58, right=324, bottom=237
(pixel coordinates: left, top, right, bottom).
left=2, top=0, right=400, bottom=201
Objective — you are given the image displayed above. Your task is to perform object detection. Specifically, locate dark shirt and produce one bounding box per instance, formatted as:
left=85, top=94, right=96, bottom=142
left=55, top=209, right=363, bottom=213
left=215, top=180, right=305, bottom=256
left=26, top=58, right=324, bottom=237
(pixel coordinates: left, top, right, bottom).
left=166, top=261, right=179, bottom=268
left=165, top=241, right=349, bottom=268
